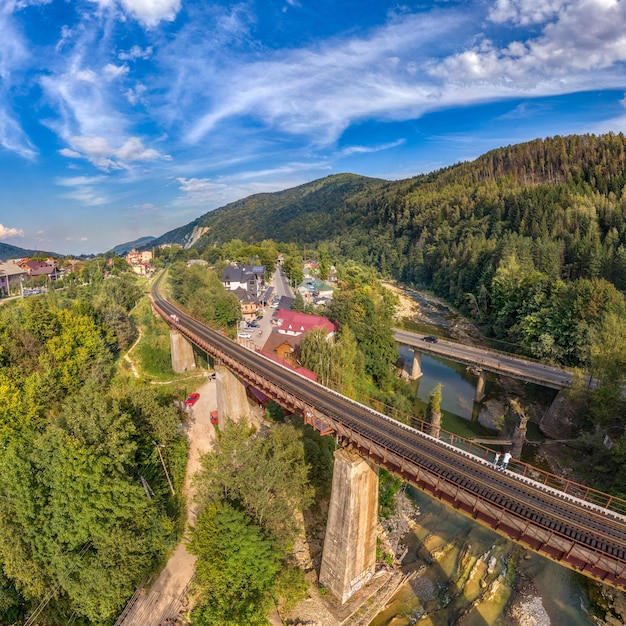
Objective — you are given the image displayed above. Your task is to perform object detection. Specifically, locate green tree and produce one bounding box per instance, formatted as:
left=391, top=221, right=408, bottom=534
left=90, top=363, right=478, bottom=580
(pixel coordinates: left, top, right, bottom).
left=189, top=501, right=281, bottom=626
left=292, top=291, right=305, bottom=312
left=194, top=423, right=314, bottom=550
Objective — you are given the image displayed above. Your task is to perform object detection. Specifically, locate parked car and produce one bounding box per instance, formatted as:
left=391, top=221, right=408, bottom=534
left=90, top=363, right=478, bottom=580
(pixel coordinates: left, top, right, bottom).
left=210, top=410, right=219, bottom=426
left=238, top=331, right=253, bottom=338
left=185, top=392, right=200, bottom=406
left=422, top=335, right=438, bottom=343
left=249, top=322, right=259, bottom=328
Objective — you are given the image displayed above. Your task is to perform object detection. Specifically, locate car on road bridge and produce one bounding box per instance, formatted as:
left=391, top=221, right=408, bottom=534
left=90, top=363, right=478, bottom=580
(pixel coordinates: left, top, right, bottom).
left=185, top=392, right=200, bottom=406
left=422, top=335, right=439, bottom=343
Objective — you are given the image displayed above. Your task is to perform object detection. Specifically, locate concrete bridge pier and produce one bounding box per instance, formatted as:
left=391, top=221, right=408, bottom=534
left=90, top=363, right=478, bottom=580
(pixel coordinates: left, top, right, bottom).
left=409, top=349, right=423, bottom=380
left=474, top=369, right=487, bottom=402
left=319, top=447, right=379, bottom=604
left=170, top=330, right=196, bottom=373
left=214, top=364, right=252, bottom=424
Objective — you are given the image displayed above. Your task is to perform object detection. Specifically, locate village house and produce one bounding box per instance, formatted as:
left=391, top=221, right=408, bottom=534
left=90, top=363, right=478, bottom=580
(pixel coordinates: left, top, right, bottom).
left=125, top=248, right=153, bottom=265
left=17, top=259, right=61, bottom=281
left=259, top=308, right=335, bottom=375
left=124, top=248, right=154, bottom=276
left=221, top=264, right=267, bottom=319
left=0, top=261, right=27, bottom=295
left=221, top=264, right=266, bottom=298
left=272, top=309, right=337, bottom=338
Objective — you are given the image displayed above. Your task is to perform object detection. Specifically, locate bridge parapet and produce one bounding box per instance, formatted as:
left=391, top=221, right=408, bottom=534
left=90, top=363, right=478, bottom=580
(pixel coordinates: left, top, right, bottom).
left=152, top=295, right=626, bottom=591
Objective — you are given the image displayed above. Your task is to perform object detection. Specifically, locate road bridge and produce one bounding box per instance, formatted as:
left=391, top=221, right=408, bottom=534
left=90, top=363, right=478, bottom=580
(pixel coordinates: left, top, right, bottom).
left=152, top=295, right=626, bottom=596
left=394, top=329, right=577, bottom=401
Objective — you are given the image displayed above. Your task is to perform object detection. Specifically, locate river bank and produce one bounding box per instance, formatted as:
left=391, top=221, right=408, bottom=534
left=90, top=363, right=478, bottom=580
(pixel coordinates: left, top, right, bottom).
left=284, top=283, right=625, bottom=626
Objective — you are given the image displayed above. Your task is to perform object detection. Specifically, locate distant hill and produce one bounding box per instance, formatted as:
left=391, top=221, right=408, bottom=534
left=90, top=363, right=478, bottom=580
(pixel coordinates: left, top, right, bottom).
left=110, top=236, right=156, bottom=255
left=0, top=242, right=59, bottom=261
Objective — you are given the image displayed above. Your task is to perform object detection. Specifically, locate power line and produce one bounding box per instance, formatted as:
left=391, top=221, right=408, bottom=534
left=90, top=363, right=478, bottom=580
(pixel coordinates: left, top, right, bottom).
left=24, top=542, right=92, bottom=626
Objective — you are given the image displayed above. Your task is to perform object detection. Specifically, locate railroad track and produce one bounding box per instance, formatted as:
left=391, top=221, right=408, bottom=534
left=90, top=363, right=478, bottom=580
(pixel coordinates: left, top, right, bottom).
left=152, top=292, right=626, bottom=588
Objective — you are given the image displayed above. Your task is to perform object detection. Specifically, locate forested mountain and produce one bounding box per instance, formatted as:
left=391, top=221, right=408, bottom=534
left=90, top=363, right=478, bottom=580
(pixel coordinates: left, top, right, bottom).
left=110, top=235, right=156, bottom=255
left=157, top=132, right=626, bottom=370
left=0, top=241, right=58, bottom=260
left=148, top=173, right=385, bottom=248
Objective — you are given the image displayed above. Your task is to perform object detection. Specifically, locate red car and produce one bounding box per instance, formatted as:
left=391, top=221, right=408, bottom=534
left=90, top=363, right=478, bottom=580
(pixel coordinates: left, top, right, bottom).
left=210, top=411, right=219, bottom=426
left=185, top=392, right=200, bottom=406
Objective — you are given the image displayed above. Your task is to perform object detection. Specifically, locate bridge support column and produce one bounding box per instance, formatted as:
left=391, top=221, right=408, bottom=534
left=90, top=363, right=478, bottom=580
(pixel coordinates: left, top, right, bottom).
left=170, top=330, right=196, bottom=373
left=474, top=369, right=487, bottom=402
left=319, top=448, right=379, bottom=604
left=409, top=350, right=423, bottom=380
left=215, top=364, right=252, bottom=424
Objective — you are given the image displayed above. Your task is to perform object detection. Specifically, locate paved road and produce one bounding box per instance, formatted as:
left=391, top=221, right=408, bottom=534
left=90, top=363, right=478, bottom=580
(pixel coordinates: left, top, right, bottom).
left=273, top=265, right=293, bottom=299
left=394, top=329, right=579, bottom=389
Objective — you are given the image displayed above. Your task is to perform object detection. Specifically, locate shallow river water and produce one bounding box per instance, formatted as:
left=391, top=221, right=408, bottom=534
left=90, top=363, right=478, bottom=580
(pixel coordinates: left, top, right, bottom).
left=375, top=344, right=594, bottom=625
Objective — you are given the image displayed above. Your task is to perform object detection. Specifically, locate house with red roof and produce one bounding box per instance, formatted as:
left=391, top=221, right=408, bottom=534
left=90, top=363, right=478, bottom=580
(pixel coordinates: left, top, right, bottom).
left=272, top=309, right=337, bottom=337
left=18, top=259, right=61, bottom=281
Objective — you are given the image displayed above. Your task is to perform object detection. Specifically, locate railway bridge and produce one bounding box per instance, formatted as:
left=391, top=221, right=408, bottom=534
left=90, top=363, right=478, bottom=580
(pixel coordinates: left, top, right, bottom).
left=154, top=295, right=626, bottom=602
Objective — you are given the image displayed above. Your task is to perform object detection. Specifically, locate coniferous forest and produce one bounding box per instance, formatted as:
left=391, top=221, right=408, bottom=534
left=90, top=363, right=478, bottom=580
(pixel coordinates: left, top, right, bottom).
left=167, top=133, right=626, bottom=374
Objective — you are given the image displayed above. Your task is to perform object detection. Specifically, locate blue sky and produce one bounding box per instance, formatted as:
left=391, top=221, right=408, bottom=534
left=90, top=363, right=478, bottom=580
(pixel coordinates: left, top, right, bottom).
left=1, top=0, right=626, bottom=255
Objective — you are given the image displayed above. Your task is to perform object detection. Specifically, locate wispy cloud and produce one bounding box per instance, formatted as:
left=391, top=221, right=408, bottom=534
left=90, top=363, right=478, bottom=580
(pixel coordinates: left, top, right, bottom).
left=118, top=45, right=153, bottom=61
left=178, top=0, right=626, bottom=151
left=340, top=139, right=406, bottom=156
left=55, top=175, right=110, bottom=206
left=40, top=42, right=171, bottom=170
left=0, top=6, right=37, bottom=159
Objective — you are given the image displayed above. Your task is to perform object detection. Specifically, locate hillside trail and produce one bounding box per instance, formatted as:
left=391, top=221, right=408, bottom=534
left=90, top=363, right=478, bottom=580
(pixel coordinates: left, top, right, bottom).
left=116, top=377, right=217, bottom=625
left=123, top=327, right=143, bottom=378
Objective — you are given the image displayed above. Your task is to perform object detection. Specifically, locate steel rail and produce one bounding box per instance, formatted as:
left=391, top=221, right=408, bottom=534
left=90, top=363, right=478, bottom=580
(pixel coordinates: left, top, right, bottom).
left=152, top=292, right=626, bottom=588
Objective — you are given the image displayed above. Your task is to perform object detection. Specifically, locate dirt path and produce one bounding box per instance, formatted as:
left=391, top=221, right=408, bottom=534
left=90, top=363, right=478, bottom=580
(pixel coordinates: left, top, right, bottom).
left=123, top=328, right=143, bottom=378
left=116, top=377, right=218, bottom=626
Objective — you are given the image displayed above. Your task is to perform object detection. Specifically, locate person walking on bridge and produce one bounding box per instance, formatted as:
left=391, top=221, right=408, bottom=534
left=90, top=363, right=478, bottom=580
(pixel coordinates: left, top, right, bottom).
left=501, top=451, right=512, bottom=470
left=493, top=452, right=500, bottom=468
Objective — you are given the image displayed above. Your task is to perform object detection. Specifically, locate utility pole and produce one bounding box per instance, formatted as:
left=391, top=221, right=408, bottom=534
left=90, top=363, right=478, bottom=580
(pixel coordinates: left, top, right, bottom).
left=153, top=441, right=175, bottom=496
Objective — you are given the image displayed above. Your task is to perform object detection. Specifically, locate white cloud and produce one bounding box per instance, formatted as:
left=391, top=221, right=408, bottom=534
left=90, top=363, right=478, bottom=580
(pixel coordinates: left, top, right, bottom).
left=91, top=0, right=181, bottom=27
left=0, top=106, right=37, bottom=159
left=0, top=223, right=24, bottom=239
left=55, top=175, right=109, bottom=206
left=42, top=52, right=169, bottom=170
left=0, top=8, right=37, bottom=159
left=116, top=136, right=164, bottom=161
left=488, top=0, right=568, bottom=25
left=125, top=83, right=146, bottom=105
left=174, top=162, right=332, bottom=208
left=340, top=139, right=406, bottom=156
left=59, top=148, right=82, bottom=158
left=58, top=134, right=170, bottom=170
left=103, top=63, right=129, bottom=80
left=433, top=0, right=626, bottom=91
left=55, top=175, right=107, bottom=187
left=118, top=45, right=153, bottom=61
left=185, top=12, right=461, bottom=144
left=176, top=0, right=626, bottom=154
